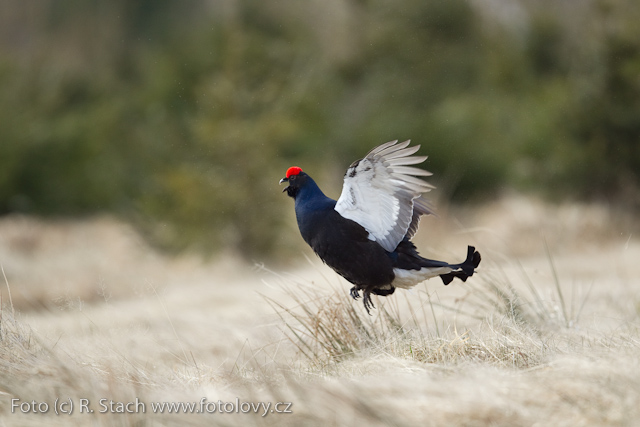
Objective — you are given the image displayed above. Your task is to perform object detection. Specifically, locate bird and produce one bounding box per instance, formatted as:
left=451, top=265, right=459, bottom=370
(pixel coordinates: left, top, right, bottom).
left=279, top=140, right=481, bottom=314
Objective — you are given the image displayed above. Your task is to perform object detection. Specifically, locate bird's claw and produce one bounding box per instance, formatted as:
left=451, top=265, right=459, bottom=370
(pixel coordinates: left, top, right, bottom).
left=350, top=287, right=375, bottom=315
left=362, top=291, right=375, bottom=315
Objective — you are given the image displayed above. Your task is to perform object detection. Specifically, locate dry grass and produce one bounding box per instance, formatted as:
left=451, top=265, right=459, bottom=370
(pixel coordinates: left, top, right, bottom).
left=265, top=260, right=638, bottom=373
left=1, top=196, right=640, bottom=426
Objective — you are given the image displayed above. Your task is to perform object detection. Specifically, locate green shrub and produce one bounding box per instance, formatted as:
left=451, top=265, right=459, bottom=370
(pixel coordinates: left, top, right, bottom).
left=1, top=0, right=638, bottom=258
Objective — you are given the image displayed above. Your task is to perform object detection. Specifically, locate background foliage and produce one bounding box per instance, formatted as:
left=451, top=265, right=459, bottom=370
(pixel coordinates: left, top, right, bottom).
left=1, top=0, right=639, bottom=258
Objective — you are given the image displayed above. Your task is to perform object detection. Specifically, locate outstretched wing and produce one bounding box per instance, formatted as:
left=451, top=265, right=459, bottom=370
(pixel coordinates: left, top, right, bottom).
left=334, top=140, right=435, bottom=252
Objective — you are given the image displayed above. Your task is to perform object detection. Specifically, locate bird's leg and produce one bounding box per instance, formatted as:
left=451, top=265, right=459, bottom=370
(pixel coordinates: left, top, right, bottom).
left=350, top=286, right=361, bottom=300
left=362, top=290, right=375, bottom=315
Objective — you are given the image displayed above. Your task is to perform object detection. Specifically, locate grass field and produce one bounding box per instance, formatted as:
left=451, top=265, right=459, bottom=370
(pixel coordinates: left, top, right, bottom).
left=1, top=195, right=639, bottom=426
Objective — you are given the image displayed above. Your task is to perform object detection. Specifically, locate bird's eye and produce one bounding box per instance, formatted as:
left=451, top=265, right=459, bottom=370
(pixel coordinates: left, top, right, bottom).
left=290, top=175, right=296, bottom=180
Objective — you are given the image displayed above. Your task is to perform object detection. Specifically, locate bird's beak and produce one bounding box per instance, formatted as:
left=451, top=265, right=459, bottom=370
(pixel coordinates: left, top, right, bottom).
left=279, top=177, right=289, bottom=192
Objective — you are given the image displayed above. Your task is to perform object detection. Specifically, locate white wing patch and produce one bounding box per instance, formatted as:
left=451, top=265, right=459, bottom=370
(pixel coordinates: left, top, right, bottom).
left=335, top=140, right=434, bottom=252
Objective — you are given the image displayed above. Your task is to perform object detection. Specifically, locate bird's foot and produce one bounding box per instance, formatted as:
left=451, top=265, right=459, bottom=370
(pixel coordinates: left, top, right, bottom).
left=362, top=290, right=375, bottom=315
left=350, top=286, right=361, bottom=300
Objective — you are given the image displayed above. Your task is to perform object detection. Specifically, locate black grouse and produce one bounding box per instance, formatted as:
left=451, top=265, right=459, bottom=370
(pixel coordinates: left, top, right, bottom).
left=280, top=140, right=481, bottom=313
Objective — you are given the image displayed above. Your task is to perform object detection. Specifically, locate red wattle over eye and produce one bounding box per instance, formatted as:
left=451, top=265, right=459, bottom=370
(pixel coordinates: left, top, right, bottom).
left=286, top=166, right=303, bottom=178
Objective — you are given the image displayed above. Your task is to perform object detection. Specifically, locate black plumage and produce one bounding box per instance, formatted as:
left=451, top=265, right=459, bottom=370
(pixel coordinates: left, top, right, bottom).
left=280, top=141, right=481, bottom=313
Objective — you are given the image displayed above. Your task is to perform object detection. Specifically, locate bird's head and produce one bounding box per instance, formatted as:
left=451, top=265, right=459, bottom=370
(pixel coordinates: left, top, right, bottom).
left=279, top=166, right=307, bottom=198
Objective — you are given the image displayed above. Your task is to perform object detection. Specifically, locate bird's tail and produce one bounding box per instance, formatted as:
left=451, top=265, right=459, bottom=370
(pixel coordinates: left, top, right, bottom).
left=391, top=241, right=481, bottom=288
left=438, top=245, right=481, bottom=285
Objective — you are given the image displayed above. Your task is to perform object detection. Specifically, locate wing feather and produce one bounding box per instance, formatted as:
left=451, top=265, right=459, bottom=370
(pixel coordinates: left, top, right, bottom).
left=395, top=174, right=435, bottom=190
left=386, top=156, right=428, bottom=166
left=392, top=166, right=433, bottom=176
left=374, top=140, right=409, bottom=156
left=369, top=139, right=400, bottom=156
left=335, top=140, right=435, bottom=252
left=382, top=145, right=421, bottom=159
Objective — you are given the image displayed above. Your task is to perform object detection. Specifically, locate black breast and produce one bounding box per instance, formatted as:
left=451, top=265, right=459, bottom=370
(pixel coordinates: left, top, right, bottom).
left=300, top=208, right=395, bottom=288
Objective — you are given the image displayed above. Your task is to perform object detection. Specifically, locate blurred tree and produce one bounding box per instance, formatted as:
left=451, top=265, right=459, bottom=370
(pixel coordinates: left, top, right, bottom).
left=564, top=0, right=640, bottom=205
left=0, top=0, right=638, bottom=259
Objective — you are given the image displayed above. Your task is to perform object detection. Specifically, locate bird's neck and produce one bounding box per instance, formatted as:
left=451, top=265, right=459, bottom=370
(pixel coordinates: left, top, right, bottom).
left=294, top=178, right=335, bottom=212
left=293, top=178, right=336, bottom=245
